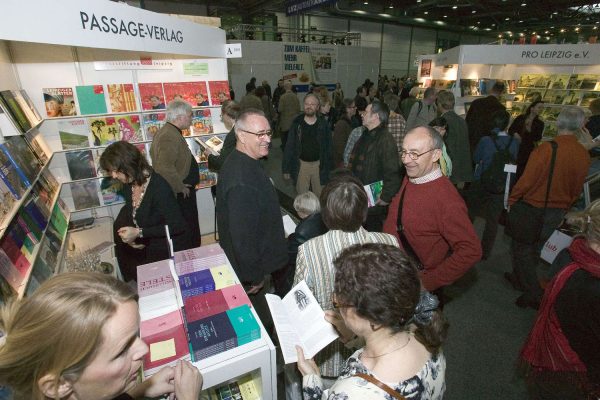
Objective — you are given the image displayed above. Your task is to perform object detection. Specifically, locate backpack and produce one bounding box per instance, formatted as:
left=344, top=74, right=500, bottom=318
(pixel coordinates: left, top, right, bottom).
left=480, top=135, right=515, bottom=194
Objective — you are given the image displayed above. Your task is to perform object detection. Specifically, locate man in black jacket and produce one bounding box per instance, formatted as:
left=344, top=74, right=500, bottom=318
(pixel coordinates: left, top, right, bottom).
left=348, top=100, right=401, bottom=231
left=465, top=82, right=506, bottom=153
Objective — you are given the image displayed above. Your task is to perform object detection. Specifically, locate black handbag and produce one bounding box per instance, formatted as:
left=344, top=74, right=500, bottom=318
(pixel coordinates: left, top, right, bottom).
left=505, top=141, right=557, bottom=244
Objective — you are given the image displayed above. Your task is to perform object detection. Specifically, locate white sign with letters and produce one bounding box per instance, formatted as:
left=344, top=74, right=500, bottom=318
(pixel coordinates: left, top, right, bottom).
left=226, top=43, right=242, bottom=58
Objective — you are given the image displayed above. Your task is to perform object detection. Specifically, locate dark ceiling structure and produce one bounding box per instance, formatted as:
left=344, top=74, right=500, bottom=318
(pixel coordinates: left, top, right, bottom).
left=148, top=0, right=600, bottom=42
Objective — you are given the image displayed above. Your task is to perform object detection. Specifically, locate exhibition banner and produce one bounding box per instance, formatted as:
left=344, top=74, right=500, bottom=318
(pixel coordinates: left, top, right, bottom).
left=282, top=44, right=337, bottom=86
left=286, top=0, right=336, bottom=16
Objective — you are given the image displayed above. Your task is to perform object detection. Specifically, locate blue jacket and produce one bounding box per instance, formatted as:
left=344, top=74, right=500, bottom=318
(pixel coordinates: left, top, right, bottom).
left=473, top=133, right=520, bottom=180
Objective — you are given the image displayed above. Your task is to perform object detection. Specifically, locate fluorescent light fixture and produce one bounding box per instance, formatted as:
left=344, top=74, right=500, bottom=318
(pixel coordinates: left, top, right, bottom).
left=414, top=17, right=426, bottom=22
left=354, top=10, right=367, bottom=14
left=435, top=20, right=446, bottom=25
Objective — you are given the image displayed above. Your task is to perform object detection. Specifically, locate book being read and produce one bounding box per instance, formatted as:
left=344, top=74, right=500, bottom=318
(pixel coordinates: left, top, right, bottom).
left=266, top=280, right=339, bottom=364
left=195, top=135, right=224, bottom=156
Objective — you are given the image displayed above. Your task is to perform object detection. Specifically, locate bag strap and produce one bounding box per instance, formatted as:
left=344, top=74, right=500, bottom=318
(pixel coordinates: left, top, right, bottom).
left=543, top=141, right=558, bottom=212
left=354, top=373, right=407, bottom=400
left=396, top=183, right=423, bottom=267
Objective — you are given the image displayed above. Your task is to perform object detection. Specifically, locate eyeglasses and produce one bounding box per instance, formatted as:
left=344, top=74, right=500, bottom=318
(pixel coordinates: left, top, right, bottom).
left=400, top=148, right=436, bottom=160
left=239, top=129, right=273, bottom=140
left=331, top=294, right=353, bottom=309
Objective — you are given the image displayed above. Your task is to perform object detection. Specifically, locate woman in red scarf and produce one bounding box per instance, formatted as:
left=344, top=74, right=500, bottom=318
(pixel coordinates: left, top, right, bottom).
left=520, top=199, right=600, bottom=399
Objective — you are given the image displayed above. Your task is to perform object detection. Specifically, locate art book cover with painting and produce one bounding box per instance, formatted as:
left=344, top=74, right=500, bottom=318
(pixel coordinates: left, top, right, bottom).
left=88, top=116, right=120, bottom=145
left=138, top=83, right=166, bottom=111
left=58, top=118, right=91, bottom=150
left=116, top=115, right=143, bottom=142
left=107, top=83, right=137, bottom=113
left=42, top=87, right=76, bottom=118
left=143, top=113, right=166, bottom=140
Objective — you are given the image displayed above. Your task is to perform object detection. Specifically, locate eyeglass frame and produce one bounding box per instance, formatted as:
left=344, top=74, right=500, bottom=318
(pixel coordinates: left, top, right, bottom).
left=400, top=148, right=438, bottom=161
left=239, top=128, right=273, bottom=140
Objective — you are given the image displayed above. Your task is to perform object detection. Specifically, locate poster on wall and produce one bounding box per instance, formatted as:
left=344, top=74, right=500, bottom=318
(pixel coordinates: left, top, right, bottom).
left=163, top=82, right=208, bottom=107
left=420, top=59, right=432, bottom=78
left=283, top=44, right=316, bottom=88
left=310, top=45, right=337, bottom=84
left=138, top=83, right=166, bottom=111
left=208, top=81, right=231, bottom=106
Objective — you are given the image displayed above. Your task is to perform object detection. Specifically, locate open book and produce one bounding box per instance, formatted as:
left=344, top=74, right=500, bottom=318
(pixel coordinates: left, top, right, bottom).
left=195, top=135, right=224, bottom=156
left=265, top=280, right=339, bottom=364
left=364, top=180, right=383, bottom=207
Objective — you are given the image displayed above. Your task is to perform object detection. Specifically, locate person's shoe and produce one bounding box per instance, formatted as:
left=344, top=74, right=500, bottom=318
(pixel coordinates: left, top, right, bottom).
left=504, top=272, right=526, bottom=292
left=515, top=294, right=540, bottom=310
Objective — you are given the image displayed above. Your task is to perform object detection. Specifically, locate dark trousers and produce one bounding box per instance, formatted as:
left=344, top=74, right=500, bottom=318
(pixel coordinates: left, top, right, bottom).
left=177, top=191, right=201, bottom=248
left=363, top=204, right=388, bottom=232
left=511, top=207, right=565, bottom=303
left=466, top=183, right=504, bottom=258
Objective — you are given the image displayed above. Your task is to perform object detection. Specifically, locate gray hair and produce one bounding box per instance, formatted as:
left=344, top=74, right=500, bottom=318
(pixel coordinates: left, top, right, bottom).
left=166, top=100, right=192, bottom=123
left=383, top=93, right=400, bottom=114
left=371, top=100, right=390, bottom=126
left=557, top=106, right=585, bottom=132
left=235, top=108, right=267, bottom=134
left=294, top=191, right=320, bottom=216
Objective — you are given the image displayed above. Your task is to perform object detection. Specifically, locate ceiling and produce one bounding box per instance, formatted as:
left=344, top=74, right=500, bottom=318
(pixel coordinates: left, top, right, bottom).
left=152, top=0, right=600, bottom=42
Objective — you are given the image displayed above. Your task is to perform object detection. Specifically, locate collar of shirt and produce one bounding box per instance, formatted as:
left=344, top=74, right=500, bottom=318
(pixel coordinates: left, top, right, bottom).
left=166, top=121, right=183, bottom=135
left=409, top=166, right=443, bottom=184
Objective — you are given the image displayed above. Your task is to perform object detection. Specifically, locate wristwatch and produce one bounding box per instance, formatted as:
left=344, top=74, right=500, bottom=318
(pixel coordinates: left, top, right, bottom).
left=138, top=228, right=143, bottom=239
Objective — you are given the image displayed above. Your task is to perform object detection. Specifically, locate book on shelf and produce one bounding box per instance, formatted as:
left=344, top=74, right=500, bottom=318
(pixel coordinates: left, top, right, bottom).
left=265, top=280, right=339, bottom=364
left=548, top=74, right=571, bottom=90
left=88, top=116, right=119, bottom=145
left=66, top=150, right=97, bottom=180
left=207, top=81, right=231, bottom=106
left=0, top=104, right=21, bottom=137
left=163, top=81, right=208, bottom=107
left=364, top=180, right=383, bottom=207
left=138, top=259, right=180, bottom=321
left=100, top=177, right=125, bottom=205
left=573, top=74, right=599, bottom=90
left=58, top=118, right=91, bottom=150
left=42, top=87, right=76, bottom=117
left=70, top=180, right=101, bottom=211
left=187, top=304, right=260, bottom=361
left=192, top=109, right=214, bottom=135
left=0, top=142, right=30, bottom=200
left=75, top=85, right=108, bottom=115
left=49, top=199, right=69, bottom=239
left=1, top=229, right=30, bottom=278
left=211, top=374, right=261, bottom=400
left=107, top=83, right=137, bottom=113
left=1, top=135, right=42, bottom=184
left=0, top=90, right=32, bottom=132
left=17, top=90, right=43, bottom=125
left=116, top=114, right=143, bottom=142
left=0, top=179, right=16, bottom=226
left=143, top=112, right=166, bottom=140
left=0, top=246, right=24, bottom=293
left=11, top=90, right=41, bottom=128
left=581, top=92, right=600, bottom=108
left=196, top=134, right=223, bottom=155
left=138, top=83, right=166, bottom=111
left=29, top=254, right=53, bottom=289
left=198, top=163, right=217, bottom=188
left=24, top=128, right=52, bottom=165
left=542, top=90, right=567, bottom=105
left=140, top=309, right=191, bottom=377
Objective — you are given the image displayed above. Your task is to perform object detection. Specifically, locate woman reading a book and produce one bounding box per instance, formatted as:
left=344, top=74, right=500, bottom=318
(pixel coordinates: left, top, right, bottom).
left=0, top=272, right=202, bottom=400
left=100, top=141, right=192, bottom=282
left=296, top=243, right=448, bottom=399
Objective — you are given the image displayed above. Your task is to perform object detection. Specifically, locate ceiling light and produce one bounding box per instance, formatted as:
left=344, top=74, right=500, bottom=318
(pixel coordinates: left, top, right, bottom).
left=363, top=1, right=368, bottom=4
left=435, top=21, right=446, bottom=25
left=532, top=31, right=536, bottom=35
left=443, top=15, right=448, bottom=18
left=389, top=4, right=394, bottom=8
left=477, top=21, right=481, bottom=24
left=545, top=30, right=549, bottom=34
left=484, top=27, right=491, bottom=31
left=424, top=11, right=428, bottom=14
left=521, top=3, right=526, bottom=6
left=354, top=10, right=367, bottom=14
left=379, top=13, right=392, bottom=17
left=519, top=20, right=523, bottom=23
left=498, top=34, right=503, bottom=38
left=553, top=11, right=558, bottom=14
left=560, top=28, right=565, bottom=32
left=505, top=17, right=510, bottom=20
left=595, top=26, right=599, bottom=30
left=472, top=10, right=476, bottom=13
left=414, top=17, right=425, bottom=22
left=452, top=5, right=457, bottom=9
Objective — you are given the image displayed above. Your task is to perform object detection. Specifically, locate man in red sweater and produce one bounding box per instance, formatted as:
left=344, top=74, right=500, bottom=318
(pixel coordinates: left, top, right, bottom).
left=507, top=106, right=591, bottom=309
left=383, top=126, right=482, bottom=296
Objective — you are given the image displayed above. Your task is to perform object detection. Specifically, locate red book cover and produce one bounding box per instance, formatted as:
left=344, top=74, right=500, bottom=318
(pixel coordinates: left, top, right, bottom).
left=138, top=83, right=166, bottom=111
left=184, top=289, right=229, bottom=322
left=141, top=310, right=190, bottom=371
left=163, top=81, right=207, bottom=107
left=0, top=247, right=23, bottom=291
left=207, top=81, right=231, bottom=106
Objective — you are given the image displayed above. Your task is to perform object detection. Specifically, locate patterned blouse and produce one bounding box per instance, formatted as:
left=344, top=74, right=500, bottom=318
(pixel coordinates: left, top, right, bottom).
left=302, top=348, right=446, bottom=400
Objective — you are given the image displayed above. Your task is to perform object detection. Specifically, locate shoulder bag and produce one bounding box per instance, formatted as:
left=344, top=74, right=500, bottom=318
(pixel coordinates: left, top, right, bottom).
left=505, top=141, right=557, bottom=244
left=354, top=373, right=407, bottom=400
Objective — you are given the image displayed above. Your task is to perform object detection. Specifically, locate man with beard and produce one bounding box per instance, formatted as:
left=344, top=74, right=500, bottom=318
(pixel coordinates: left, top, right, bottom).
left=283, top=93, right=333, bottom=197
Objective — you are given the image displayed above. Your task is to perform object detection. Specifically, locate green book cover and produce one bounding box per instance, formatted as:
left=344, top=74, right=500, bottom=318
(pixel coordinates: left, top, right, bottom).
left=75, top=85, right=107, bottom=115
left=226, top=305, right=260, bottom=346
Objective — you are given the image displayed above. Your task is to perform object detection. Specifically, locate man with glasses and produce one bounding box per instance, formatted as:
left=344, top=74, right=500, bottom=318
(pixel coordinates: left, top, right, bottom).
left=383, top=126, right=481, bottom=298
left=217, top=109, right=288, bottom=328
left=150, top=100, right=201, bottom=248
left=348, top=100, right=401, bottom=232
left=283, top=93, right=333, bottom=197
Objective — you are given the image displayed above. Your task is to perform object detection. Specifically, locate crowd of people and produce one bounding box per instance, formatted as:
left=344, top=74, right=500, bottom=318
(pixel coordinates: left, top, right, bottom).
left=1, top=74, right=599, bottom=400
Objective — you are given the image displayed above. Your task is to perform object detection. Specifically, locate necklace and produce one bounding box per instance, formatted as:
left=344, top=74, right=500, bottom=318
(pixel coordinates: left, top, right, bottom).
left=361, top=334, right=411, bottom=359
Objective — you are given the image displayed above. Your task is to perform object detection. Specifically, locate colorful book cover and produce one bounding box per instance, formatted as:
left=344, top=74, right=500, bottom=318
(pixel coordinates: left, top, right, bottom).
left=0, top=150, right=28, bottom=199
left=75, top=85, right=107, bottom=115
left=140, top=310, right=190, bottom=371
left=42, top=87, right=76, bottom=117
left=220, top=284, right=252, bottom=310
left=163, top=81, right=207, bottom=107
left=0, top=179, right=16, bottom=225
left=107, top=83, right=138, bottom=113
left=137, top=259, right=176, bottom=297
left=174, top=243, right=226, bottom=268
left=548, top=74, right=571, bottom=90
left=88, top=116, right=120, bottom=145
left=138, top=83, right=166, bottom=111
left=13, top=90, right=41, bottom=127
left=178, top=269, right=215, bottom=300
left=191, top=109, right=213, bottom=135
left=0, top=247, right=22, bottom=292
left=1, top=234, right=29, bottom=277
left=184, top=290, right=229, bottom=323
left=116, top=115, right=143, bottom=142
left=0, top=135, right=41, bottom=185
left=238, top=375, right=261, bottom=400
left=0, top=90, right=31, bottom=132
left=100, top=177, right=125, bottom=205
left=23, top=198, right=48, bottom=231
left=208, top=81, right=231, bottom=106
left=188, top=312, right=237, bottom=360
left=24, top=128, right=51, bottom=164
left=210, top=264, right=236, bottom=289
left=226, top=305, right=260, bottom=345
left=18, top=90, right=43, bottom=125
left=364, top=180, right=383, bottom=207
left=143, top=113, right=166, bottom=140
left=66, top=150, right=97, bottom=180
left=58, top=118, right=91, bottom=150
